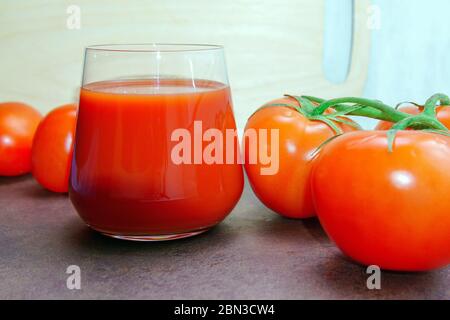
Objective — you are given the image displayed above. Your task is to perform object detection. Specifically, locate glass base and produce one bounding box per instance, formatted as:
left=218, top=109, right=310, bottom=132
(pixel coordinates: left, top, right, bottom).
left=95, top=228, right=210, bottom=242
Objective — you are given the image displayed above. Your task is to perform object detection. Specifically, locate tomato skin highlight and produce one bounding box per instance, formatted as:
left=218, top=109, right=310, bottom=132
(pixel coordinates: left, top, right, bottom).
left=376, top=105, right=450, bottom=130
left=31, top=104, right=77, bottom=193
left=0, top=102, right=42, bottom=176
left=244, top=97, right=357, bottom=219
left=311, top=130, right=450, bottom=271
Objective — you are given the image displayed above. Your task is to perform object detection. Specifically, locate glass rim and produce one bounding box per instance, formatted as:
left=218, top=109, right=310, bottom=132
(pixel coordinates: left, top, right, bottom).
left=85, top=43, right=224, bottom=53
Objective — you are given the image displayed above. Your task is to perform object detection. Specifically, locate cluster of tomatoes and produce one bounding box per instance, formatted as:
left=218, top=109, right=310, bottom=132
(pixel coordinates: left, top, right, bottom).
left=2, top=94, right=449, bottom=273
left=0, top=102, right=77, bottom=193
left=244, top=95, right=450, bottom=272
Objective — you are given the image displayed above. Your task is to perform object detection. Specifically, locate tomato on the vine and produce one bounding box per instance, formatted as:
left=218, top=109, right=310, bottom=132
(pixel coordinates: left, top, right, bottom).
left=0, top=102, right=42, bottom=176
left=244, top=96, right=358, bottom=219
left=311, top=130, right=450, bottom=271
left=32, top=104, right=77, bottom=193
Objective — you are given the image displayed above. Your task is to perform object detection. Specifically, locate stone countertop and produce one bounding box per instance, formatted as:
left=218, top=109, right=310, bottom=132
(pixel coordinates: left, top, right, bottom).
left=0, top=176, right=448, bottom=299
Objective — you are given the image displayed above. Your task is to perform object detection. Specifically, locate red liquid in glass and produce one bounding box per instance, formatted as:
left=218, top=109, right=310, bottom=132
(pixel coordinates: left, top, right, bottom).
left=69, top=79, right=243, bottom=236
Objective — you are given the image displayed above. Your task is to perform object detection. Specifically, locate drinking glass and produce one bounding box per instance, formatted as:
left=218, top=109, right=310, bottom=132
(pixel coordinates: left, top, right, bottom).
left=69, top=44, right=244, bottom=241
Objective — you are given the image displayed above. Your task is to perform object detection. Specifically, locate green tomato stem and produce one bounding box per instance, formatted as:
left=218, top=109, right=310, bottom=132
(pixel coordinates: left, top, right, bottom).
left=423, top=93, right=450, bottom=117
left=284, top=95, right=316, bottom=114
left=309, top=96, right=408, bottom=122
left=392, top=115, right=448, bottom=131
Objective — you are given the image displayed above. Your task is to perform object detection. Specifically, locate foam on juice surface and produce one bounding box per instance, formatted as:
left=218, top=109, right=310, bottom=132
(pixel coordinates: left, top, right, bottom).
left=84, top=79, right=226, bottom=95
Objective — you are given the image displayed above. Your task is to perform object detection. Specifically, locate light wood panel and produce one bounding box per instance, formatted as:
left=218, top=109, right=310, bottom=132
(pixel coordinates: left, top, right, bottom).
left=0, top=0, right=371, bottom=129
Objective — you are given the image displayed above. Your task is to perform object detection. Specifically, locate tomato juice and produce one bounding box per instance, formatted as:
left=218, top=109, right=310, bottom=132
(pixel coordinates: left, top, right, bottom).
left=69, top=79, right=243, bottom=239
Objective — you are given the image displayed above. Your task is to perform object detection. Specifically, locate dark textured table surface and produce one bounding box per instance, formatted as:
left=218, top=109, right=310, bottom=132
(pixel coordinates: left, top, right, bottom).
left=0, top=176, right=448, bottom=300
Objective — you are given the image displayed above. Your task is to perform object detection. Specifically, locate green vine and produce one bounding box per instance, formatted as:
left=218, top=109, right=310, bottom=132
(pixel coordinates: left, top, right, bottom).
left=250, top=93, right=450, bottom=153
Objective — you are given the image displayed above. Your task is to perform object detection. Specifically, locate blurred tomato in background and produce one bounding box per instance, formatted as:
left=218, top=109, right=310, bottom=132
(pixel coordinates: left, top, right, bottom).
left=0, top=102, right=42, bottom=176
left=31, top=104, right=77, bottom=193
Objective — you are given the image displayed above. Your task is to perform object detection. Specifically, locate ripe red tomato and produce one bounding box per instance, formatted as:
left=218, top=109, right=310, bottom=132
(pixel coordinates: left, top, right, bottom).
left=376, top=105, right=450, bottom=130
left=244, top=97, right=357, bottom=219
left=311, top=130, right=450, bottom=271
left=0, top=102, right=42, bottom=176
left=32, top=104, right=77, bottom=193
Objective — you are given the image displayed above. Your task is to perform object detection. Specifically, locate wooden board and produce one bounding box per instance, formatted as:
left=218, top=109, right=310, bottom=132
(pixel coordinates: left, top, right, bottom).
left=0, top=0, right=370, bottom=129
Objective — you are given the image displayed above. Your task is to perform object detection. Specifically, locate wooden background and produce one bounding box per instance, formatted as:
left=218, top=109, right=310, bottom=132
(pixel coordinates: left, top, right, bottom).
left=0, top=0, right=371, bottom=129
